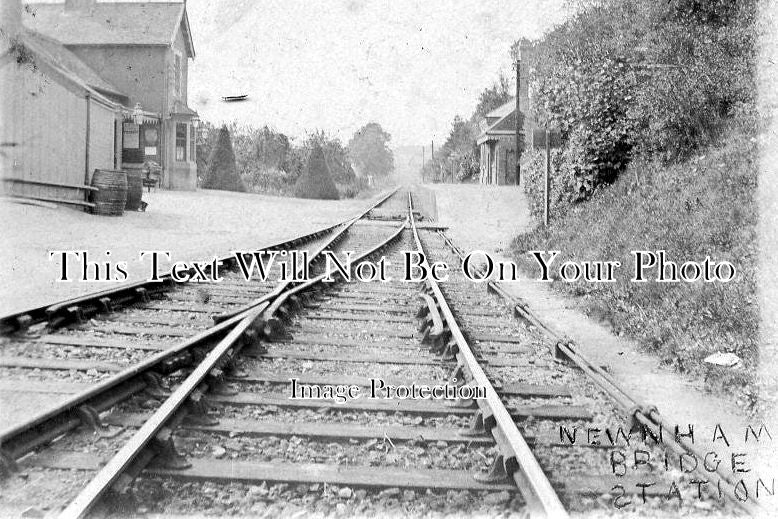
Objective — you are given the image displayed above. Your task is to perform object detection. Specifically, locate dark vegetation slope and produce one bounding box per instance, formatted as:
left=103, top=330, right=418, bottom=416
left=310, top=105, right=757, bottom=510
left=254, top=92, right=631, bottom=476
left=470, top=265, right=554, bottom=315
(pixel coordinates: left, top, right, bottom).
left=511, top=0, right=760, bottom=403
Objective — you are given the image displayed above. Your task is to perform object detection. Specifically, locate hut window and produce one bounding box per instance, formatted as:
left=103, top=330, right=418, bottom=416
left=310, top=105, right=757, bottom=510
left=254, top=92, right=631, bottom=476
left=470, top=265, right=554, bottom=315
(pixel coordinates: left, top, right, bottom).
left=176, top=123, right=187, bottom=161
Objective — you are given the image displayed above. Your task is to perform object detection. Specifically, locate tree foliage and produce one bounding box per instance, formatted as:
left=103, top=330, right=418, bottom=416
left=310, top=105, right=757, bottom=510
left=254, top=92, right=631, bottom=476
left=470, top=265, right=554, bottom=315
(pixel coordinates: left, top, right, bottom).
left=525, top=0, right=757, bottom=206
left=347, top=123, right=394, bottom=178
left=294, top=143, right=340, bottom=200
left=304, top=130, right=357, bottom=185
left=472, top=73, right=513, bottom=121
left=200, top=126, right=246, bottom=192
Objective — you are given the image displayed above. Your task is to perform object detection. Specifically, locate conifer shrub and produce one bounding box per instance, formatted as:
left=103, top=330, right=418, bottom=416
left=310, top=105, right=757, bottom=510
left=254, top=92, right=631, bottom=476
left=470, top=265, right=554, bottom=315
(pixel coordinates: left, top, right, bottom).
left=201, top=126, right=246, bottom=192
left=293, top=144, right=340, bottom=200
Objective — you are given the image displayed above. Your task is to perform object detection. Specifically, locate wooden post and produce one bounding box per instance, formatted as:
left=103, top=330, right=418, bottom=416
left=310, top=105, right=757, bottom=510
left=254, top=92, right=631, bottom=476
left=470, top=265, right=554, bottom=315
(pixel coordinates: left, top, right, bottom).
left=515, top=57, right=521, bottom=186
left=421, top=147, right=425, bottom=183
left=84, top=93, right=91, bottom=186
left=431, top=141, right=435, bottom=183
left=544, top=129, right=551, bottom=227
left=504, top=149, right=509, bottom=185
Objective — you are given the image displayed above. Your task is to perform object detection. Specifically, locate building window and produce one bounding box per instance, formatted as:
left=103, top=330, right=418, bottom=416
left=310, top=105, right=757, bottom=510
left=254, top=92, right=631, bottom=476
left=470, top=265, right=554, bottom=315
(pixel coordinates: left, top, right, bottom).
left=189, top=124, right=195, bottom=162
left=174, top=52, right=182, bottom=97
left=176, top=123, right=187, bottom=162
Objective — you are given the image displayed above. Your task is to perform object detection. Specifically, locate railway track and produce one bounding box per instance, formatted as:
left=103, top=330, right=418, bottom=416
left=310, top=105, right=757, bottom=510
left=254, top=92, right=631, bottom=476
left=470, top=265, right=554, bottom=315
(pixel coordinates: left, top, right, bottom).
left=0, top=187, right=755, bottom=518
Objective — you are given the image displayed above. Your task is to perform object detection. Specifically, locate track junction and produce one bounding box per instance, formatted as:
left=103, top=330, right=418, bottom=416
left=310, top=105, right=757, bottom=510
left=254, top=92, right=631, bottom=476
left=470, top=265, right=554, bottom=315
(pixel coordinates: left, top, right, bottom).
left=0, top=187, right=758, bottom=518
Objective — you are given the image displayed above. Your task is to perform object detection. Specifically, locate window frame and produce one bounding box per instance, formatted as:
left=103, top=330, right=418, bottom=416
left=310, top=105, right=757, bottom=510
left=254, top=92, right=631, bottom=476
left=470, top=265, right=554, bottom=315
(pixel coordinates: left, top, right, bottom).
left=175, top=122, right=187, bottom=162
left=189, top=124, right=195, bottom=162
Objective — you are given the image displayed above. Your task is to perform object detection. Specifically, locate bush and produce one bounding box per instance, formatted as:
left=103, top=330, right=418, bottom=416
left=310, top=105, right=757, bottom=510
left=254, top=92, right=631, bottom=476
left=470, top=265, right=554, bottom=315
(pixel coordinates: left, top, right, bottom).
left=200, top=126, right=246, bottom=192
left=513, top=120, right=759, bottom=397
left=294, top=144, right=339, bottom=200
left=521, top=148, right=575, bottom=220
left=527, top=0, right=757, bottom=208
left=241, top=167, right=296, bottom=196
left=337, top=177, right=369, bottom=199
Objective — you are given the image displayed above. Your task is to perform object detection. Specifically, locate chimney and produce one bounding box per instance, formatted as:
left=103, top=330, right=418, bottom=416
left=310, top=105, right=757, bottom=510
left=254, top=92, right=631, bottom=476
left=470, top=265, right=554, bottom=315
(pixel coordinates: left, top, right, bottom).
left=65, top=0, right=97, bottom=11
left=0, top=0, right=23, bottom=41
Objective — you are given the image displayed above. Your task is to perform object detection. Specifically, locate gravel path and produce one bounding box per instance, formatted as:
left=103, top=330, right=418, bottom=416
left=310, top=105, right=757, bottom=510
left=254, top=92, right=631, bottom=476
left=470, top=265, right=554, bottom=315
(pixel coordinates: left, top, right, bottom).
left=0, top=189, right=376, bottom=314
left=427, top=184, right=776, bottom=514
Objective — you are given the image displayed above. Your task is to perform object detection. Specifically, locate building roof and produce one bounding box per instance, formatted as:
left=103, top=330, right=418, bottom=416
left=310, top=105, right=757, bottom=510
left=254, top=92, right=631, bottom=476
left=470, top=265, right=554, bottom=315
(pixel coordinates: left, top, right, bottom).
left=484, top=98, right=516, bottom=119
left=476, top=105, right=531, bottom=146
left=170, top=99, right=197, bottom=117
left=1, top=28, right=124, bottom=108
left=25, top=2, right=195, bottom=57
left=20, top=29, right=126, bottom=100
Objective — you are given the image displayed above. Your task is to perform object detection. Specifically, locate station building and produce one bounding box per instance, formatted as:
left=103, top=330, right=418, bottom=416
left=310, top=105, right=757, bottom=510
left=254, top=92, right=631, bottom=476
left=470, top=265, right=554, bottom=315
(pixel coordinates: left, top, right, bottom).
left=475, top=47, right=537, bottom=186
left=0, top=0, right=199, bottom=209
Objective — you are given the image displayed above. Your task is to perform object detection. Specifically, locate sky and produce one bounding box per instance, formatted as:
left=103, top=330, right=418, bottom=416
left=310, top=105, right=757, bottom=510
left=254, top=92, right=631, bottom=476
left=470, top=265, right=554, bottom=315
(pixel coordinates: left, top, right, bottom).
left=185, top=0, right=571, bottom=147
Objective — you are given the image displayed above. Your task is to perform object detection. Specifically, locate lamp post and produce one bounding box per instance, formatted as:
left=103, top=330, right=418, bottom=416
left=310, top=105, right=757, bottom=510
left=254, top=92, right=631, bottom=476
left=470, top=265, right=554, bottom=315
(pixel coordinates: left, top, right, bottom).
left=191, top=114, right=201, bottom=141
left=131, top=102, right=144, bottom=126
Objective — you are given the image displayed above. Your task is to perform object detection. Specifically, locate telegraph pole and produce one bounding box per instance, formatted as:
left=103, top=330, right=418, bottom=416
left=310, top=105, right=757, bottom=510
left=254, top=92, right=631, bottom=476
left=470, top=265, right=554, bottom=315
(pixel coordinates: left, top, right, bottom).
left=431, top=141, right=435, bottom=182
left=422, top=146, right=425, bottom=183
left=515, top=49, right=522, bottom=186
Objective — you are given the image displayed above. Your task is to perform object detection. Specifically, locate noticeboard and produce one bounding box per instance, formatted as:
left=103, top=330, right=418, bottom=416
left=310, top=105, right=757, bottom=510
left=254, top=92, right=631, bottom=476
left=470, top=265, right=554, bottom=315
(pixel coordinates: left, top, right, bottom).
left=532, top=128, right=562, bottom=148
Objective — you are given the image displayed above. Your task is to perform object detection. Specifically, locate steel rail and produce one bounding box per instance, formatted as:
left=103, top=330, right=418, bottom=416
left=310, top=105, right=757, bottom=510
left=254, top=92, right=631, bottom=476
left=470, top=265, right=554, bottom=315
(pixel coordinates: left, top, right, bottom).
left=262, top=218, right=407, bottom=323
left=212, top=211, right=361, bottom=324
left=60, top=304, right=267, bottom=519
left=408, top=194, right=568, bottom=519
left=60, top=212, right=409, bottom=518
left=0, top=188, right=400, bottom=463
left=433, top=229, right=763, bottom=516
left=0, top=188, right=399, bottom=335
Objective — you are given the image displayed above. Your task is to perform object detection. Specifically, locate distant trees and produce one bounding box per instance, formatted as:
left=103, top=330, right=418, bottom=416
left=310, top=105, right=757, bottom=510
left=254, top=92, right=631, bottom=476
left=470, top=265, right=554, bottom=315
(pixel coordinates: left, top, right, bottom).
left=472, top=73, right=513, bottom=121
left=422, top=115, right=480, bottom=183
left=200, top=126, right=246, bottom=192
left=294, top=143, right=340, bottom=200
left=197, top=124, right=367, bottom=198
left=347, top=123, right=394, bottom=179
left=419, top=71, right=517, bottom=184
left=304, top=130, right=357, bottom=185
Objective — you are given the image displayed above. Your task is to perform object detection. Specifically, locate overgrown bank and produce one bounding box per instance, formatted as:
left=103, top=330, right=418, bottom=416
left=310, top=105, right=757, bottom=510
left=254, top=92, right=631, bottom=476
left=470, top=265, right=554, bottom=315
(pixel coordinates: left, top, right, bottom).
left=507, top=0, right=761, bottom=403
left=513, top=120, right=759, bottom=402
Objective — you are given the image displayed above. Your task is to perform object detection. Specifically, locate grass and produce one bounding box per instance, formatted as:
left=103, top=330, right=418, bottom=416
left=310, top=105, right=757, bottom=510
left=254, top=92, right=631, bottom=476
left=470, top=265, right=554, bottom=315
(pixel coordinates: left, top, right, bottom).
left=512, top=120, right=759, bottom=406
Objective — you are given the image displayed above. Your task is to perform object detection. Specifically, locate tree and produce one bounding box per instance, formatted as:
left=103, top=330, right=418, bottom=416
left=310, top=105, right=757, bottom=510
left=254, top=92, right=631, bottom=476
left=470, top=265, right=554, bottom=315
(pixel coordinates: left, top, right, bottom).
left=195, top=120, right=218, bottom=183
left=347, top=122, right=394, bottom=178
left=200, top=125, right=246, bottom=192
left=472, top=74, right=513, bottom=121
left=303, top=130, right=356, bottom=184
left=442, top=115, right=476, bottom=157
left=294, top=143, right=339, bottom=200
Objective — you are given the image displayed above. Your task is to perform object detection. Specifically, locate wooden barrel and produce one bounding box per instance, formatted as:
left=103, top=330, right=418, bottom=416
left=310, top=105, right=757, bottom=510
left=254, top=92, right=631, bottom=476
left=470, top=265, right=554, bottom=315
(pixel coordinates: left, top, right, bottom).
left=90, top=169, right=127, bottom=216
left=125, top=169, right=143, bottom=211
